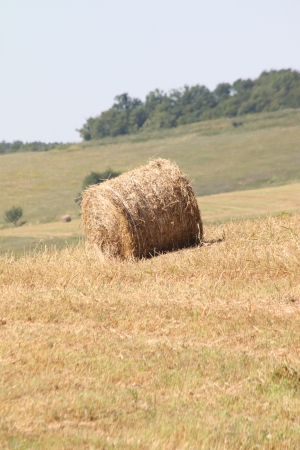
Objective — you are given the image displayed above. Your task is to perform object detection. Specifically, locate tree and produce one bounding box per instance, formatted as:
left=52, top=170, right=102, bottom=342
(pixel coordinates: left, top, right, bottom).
left=128, top=107, right=147, bottom=132
left=76, top=118, right=95, bottom=140
left=232, top=79, right=254, bottom=97
left=77, top=69, right=300, bottom=141
left=4, top=206, right=23, bottom=226
left=10, top=141, right=23, bottom=151
left=145, top=89, right=165, bottom=113
left=113, top=93, right=142, bottom=113
left=213, top=83, right=231, bottom=101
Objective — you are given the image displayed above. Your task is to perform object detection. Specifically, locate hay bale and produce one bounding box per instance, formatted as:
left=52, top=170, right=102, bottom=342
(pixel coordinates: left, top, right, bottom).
left=81, top=158, right=203, bottom=259
left=61, top=214, right=71, bottom=223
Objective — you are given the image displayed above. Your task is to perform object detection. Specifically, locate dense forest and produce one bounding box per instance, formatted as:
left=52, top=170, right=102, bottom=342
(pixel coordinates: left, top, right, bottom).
left=78, top=69, right=300, bottom=140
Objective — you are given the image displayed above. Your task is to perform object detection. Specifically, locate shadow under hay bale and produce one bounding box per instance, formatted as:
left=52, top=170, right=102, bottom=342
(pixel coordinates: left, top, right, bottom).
left=81, top=158, right=203, bottom=259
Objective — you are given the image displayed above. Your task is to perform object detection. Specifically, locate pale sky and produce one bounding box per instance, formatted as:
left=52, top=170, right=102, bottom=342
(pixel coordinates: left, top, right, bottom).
left=0, top=0, right=299, bottom=143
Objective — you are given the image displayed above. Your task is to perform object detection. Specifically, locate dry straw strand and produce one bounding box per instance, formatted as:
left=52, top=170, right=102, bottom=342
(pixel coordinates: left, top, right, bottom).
left=81, top=158, right=203, bottom=259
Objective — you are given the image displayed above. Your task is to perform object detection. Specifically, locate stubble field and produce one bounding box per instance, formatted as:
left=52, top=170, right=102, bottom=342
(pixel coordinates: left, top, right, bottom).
left=1, top=108, right=300, bottom=448
left=1, top=214, right=299, bottom=449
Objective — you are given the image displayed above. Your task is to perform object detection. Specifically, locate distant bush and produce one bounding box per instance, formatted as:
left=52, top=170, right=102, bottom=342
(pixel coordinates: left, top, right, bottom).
left=4, top=206, right=24, bottom=227
left=82, top=169, right=121, bottom=190
left=75, top=169, right=122, bottom=205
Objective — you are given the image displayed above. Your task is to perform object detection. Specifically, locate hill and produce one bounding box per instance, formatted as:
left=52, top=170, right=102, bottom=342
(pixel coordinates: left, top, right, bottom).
left=1, top=108, right=300, bottom=229
left=1, top=214, right=299, bottom=448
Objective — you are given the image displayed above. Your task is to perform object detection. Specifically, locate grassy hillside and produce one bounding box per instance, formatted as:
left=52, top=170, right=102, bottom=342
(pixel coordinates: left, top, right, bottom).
left=0, top=109, right=300, bottom=226
left=200, top=182, right=300, bottom=223
left=1, top=215, right=299, bottom=448
left=0, top=182, right=299, bottom=256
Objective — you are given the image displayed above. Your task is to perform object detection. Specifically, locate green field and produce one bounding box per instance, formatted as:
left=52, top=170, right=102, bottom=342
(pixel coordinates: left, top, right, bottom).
left=1, top=109, right=300, bottom=227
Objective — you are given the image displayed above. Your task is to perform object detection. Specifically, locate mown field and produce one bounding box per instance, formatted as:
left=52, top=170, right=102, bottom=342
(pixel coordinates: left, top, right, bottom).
left=1, top=214, right=299, bottom=449
left=0, top=182, right=299, bottom=256
left=0, top=108, right=300, bottom=226
left=1, top=108, right=299, bottom=448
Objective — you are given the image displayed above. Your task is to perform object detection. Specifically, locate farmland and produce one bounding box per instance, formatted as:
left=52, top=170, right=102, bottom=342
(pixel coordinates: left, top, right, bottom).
left=0, top=108, right=300, bottom=448
left=1, top=214, right=299, bottom=448
left=0, top=182, right=299, bottom=256
left=0, top=108, right=300, bottom=227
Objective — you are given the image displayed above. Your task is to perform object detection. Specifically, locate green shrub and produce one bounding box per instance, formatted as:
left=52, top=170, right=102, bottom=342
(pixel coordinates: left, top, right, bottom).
left=82, top=169, right=121, bottom=191
left=4, top=206, right=24, bottom=226
left=75, top=169, right=121, bottom=205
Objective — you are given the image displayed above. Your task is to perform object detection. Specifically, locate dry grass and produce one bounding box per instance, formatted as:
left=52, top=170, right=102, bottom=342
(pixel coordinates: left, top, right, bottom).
left=0, top=215, right=300, bottom=449
left=0, top=220, right=83, bottom=256
left=200, top=182, right=300, bottom=223
left=0, top=220, right=82, bottom=238
left=82, top=159, right=202, bottom=259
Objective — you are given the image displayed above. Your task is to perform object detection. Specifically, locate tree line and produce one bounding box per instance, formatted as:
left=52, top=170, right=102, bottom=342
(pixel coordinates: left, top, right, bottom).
left=78, top=69, right=300, bottom=140
left=0, top=141, right=68, bottom=155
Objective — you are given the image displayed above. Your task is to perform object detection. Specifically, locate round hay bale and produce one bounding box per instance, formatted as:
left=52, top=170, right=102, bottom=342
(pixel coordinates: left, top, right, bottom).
left=61, top=214, right=71, bottom=223
left=81, top=158, right=203, bottom=259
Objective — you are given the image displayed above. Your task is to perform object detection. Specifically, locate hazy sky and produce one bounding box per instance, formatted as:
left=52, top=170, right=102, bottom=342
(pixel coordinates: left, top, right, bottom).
left=1, top=0, right=299, bottom=143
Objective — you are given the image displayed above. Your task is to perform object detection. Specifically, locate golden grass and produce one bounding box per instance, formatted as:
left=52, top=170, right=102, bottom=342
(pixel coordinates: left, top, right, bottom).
left=0, top=220, right=83, bottom=256
left=1, top=215, right=300, bottom=448
left=0, top=219, right=82, bottom=238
